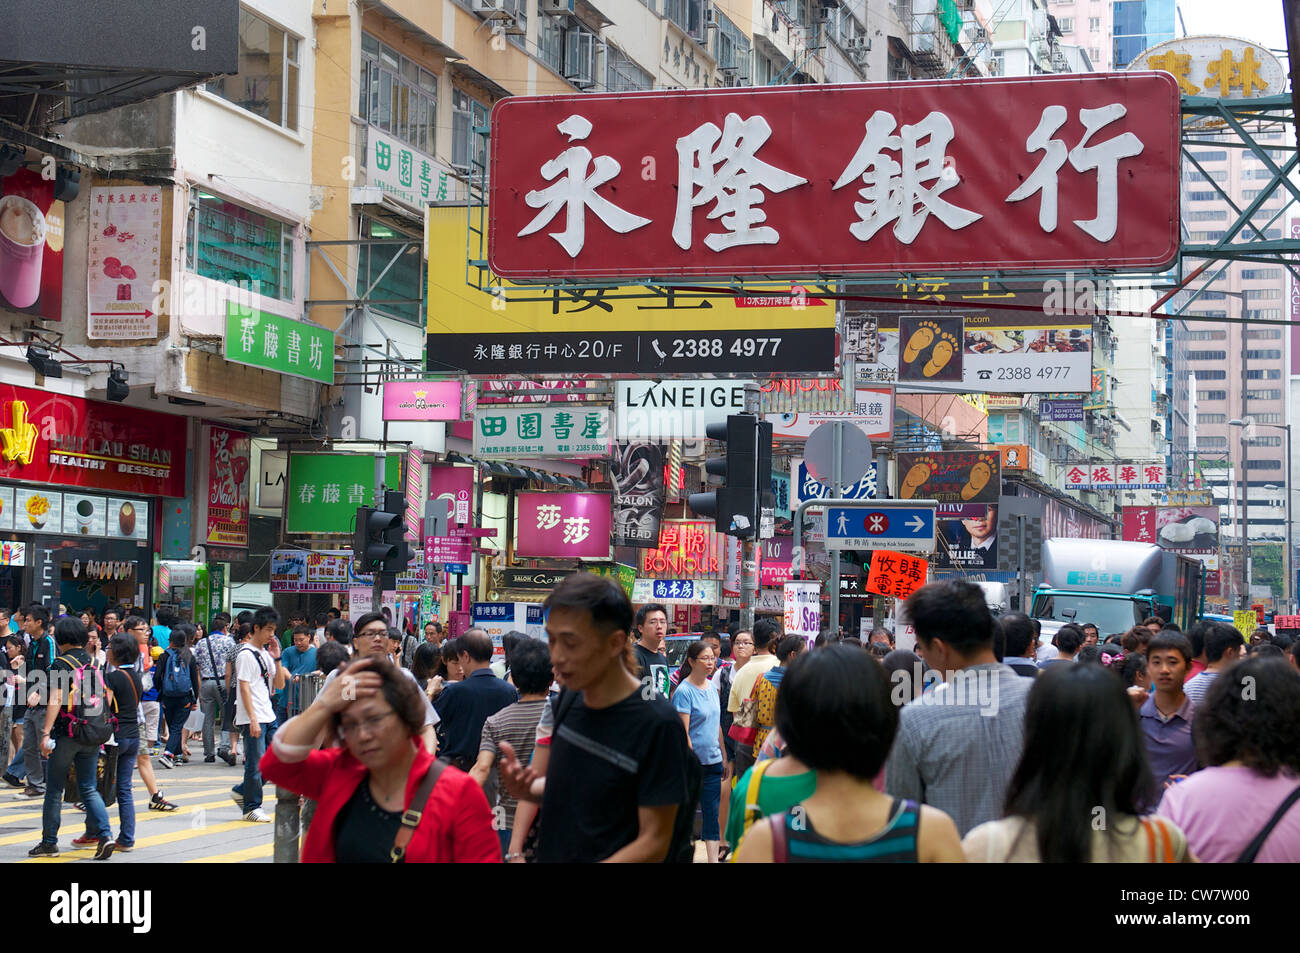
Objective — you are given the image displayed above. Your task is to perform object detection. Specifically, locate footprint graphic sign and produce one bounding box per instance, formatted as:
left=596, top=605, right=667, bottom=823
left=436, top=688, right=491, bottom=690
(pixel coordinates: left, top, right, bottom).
left=898, top=315, right=964, bottom=382
left=897, top=451, right=1001, bottom=505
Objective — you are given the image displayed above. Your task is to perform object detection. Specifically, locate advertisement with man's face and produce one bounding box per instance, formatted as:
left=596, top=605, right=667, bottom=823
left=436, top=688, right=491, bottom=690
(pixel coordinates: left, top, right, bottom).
left=935, top=503, right=999, bottom=570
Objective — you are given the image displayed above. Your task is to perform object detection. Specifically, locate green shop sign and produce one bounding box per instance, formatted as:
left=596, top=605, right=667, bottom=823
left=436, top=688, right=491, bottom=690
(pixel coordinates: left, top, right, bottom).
left=287, top=453, right=402, bottom=534
left=224, top=303, right=335, bottom=385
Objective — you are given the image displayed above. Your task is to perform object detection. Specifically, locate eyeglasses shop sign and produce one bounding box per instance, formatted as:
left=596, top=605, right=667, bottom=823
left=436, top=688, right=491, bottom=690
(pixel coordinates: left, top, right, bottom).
left=616, top=380, right=753, bottom=440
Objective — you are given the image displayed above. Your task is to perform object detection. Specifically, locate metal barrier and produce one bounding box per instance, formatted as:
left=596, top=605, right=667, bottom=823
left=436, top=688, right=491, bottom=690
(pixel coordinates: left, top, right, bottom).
left=286, top=673, right=323, bottom=717
left=274, top=674, right=324, bottom=862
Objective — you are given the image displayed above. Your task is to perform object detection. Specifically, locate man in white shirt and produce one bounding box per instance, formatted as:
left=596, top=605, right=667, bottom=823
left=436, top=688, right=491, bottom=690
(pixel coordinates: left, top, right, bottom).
left=231, top=606, right=287, bottom=822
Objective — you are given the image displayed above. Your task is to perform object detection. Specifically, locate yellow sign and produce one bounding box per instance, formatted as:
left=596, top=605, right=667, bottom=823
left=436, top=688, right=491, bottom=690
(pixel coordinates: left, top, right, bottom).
left=0, top=401, right=37, bottom=466
left=1132, top=36, right=1285, bottom=102
left=1233, top=609, right=1257, bottom=640
left=424, top=206, right=834, bottom=374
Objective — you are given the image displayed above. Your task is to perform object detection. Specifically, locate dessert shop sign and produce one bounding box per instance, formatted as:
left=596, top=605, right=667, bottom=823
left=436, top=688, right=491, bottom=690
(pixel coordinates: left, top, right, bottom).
left=0, top=384, right=186, bottom=497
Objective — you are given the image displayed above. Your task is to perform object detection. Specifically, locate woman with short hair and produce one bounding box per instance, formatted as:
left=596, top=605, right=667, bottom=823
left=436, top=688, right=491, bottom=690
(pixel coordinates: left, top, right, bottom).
left=262, top=656, right=501, bottom=862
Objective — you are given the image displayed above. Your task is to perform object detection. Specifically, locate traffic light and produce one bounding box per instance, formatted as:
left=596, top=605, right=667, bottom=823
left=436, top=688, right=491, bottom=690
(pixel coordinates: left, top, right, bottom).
left=352, top=491, right=412, bottom=574
left=688, top=414, right=773, bottom=538
left=380, top=490, right=414, bottom=574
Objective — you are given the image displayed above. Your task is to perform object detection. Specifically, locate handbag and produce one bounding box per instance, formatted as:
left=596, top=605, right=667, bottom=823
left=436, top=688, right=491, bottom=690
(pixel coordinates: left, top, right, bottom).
left=389, top=758, right=447, bottom=862
left=62, top=747, right=118, bottom=807
left=727, top=679, right=760, bottom=746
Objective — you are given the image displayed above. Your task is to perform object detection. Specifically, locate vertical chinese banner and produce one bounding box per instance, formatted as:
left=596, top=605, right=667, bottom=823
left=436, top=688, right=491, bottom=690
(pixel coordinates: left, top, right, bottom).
left=205, top=425, right=250, bottom=547
left=405, top=446, right=423, bottom=542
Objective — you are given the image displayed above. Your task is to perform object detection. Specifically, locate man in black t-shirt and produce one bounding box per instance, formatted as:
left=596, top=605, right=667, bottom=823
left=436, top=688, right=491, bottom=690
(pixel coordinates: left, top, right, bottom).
left=498, top=577, right=693, bottom=863
left=632, top=603, right=670, bottom=699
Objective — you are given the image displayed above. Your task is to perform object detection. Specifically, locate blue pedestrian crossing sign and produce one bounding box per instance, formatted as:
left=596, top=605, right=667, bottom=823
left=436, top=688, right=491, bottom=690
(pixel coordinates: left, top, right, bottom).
left=823, top=503, right=936, bottom=553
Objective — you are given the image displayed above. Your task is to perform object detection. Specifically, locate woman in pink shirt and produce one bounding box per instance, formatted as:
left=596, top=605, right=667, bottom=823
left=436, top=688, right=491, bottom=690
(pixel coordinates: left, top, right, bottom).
left=1158, top=657, right=1300, bottom=862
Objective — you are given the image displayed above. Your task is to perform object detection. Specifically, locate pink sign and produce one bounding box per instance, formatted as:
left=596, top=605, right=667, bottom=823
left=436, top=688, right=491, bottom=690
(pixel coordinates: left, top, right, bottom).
left=426, top=465, right=475, bottom=538
left=426, top=536, right=472, bottom=564
left=760, top=536, right=794, bottom=587
left=516, top=491, right=613, bottom=559
left=382, top=380, right=462, bottom=421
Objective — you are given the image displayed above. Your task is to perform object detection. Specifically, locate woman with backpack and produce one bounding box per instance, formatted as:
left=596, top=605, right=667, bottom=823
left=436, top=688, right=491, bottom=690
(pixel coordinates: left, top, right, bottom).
left=157, top=625, right=201, bottom=769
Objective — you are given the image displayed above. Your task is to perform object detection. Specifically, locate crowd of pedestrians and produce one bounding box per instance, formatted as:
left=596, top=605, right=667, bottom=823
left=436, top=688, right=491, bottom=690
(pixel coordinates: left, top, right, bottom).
left=7, top=580, right=1299, bottom=863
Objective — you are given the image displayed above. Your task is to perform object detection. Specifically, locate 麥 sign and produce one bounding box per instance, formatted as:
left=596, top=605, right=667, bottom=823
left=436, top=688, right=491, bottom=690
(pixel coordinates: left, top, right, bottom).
left=488, top=73, right=1180, bottom=280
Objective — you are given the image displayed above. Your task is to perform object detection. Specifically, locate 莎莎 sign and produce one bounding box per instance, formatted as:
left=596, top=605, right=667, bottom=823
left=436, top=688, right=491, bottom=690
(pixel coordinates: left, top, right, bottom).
left=488, top=73, right=1180, bottom=280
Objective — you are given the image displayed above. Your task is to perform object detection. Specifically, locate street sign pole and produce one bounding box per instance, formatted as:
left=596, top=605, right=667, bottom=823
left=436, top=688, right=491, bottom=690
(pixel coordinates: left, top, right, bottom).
left=830, top=421, right=843, bottom=639
left=740, top=383, right=761, bottom=634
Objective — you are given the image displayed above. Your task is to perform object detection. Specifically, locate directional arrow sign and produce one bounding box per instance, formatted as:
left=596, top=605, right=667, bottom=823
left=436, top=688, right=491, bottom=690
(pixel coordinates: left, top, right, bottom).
left=823, top=502, right=937, bottom=553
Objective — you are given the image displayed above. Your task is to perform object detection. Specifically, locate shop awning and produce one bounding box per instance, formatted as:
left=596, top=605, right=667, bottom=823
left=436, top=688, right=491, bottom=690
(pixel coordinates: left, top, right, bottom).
left=442, top=452, right=589, bottom=489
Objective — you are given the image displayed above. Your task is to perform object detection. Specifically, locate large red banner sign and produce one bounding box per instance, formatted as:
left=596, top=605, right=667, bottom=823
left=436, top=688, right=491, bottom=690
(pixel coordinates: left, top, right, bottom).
left=0, top=384, right=187, bottom=497
left=489, top=73, right=1180, bottom=280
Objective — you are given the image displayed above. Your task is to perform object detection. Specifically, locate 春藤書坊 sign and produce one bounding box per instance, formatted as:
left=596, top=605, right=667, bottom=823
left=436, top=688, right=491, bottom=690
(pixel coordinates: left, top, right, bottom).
left=487, top=73, right=1180, bottom=281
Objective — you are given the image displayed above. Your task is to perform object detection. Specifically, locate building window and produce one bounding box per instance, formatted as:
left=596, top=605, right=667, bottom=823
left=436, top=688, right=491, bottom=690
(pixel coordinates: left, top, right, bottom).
left=1246, top=459, right=1283, bottom=470
left=664, top=0, right=706, bottom=41
left=1088, top=16, right=1101, bottom=30
left=1058, top=17, right=1073, bottom=31
left=186, top=191, right=293, bottom=301
left=1186, top=210, right=1227, bottom=221
left=206, top=9, right=301, bottom=130
left=1247, top=328, right=1282, bottom=339
left=713, top=11, right=752, bottom=83
left=606, top=45, right=654, bottom=91
left=1247, top=389, right=1282, bottom=401
left=1188, top=150, right=1228, bottom=161
left=1253, top=413, right=1283, bottom=423
left=1198, top=435, right=1228, bottom=449
left=1186, top=351, right=1227, bottom=362
left=359, top=33, right=437, bottom=156
left=1245, top=349, right=1282, bottom=360
left=1242, top=269, right=1281, bottom=280
left=1187, top=310, right=1227, bottom=318
left=539, top=15, right=601, bottom=86
left=1197, top=390, right=1227, bottom=401
left=1186, top=191, right=1216, bottom=201
left=452, top=88, right=490, bottom=173
left=1246, top=288, right=1281, bottom=300
left=356, top=217, right=421, bottom=324
left=1246, top=435, right=1283, bottom=447
left=1198, top=414, right=1227, bottom=424
left=1245, top=369, right=1281, bottom=380
left=1196, top=291, right=1227, bottom=299
left=1185, top=329, right=1226, bottom=341
left=1193, top=370, right=1227, bottom=380
left=1252, top=309, right=1281, bottom=320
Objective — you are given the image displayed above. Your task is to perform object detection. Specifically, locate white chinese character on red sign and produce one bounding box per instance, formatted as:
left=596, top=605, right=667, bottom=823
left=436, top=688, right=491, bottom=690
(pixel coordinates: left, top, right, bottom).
left=1005, top=104, right=1143, bottom=242
left=518, top=115, right=651, bottom=258
left=673, top=113, right=808, bottom=252
left=832, top=110, right=982, bottom=243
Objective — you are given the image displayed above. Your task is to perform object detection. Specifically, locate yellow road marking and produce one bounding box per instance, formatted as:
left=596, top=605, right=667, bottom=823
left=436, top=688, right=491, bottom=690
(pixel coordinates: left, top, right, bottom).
left=186, top=842, right=275, bottom=863
left=23, top=819, right=267, bottom=862
left=0, top=787, right=231, bottom=824
left=0, top=797, right=241, bottom=847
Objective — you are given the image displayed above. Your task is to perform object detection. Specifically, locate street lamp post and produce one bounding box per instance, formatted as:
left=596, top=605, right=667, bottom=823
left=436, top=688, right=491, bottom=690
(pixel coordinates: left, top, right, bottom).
left=1256, top=424, right=1293, bottom=613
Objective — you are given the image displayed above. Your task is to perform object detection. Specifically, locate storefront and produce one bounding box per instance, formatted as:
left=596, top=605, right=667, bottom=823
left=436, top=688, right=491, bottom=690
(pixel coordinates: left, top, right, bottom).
left=0, top=384, right=187, bottom=615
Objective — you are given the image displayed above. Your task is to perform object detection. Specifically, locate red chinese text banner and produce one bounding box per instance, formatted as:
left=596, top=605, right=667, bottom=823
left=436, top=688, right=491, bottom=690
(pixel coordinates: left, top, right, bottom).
left=206, top=425, right=250, bottom=547
left=489, top=73, right=1179, bottom=280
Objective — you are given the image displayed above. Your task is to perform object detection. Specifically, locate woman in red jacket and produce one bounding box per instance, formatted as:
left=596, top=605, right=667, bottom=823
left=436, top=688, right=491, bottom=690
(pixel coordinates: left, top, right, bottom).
left=262, top=656, right=501, bottom=863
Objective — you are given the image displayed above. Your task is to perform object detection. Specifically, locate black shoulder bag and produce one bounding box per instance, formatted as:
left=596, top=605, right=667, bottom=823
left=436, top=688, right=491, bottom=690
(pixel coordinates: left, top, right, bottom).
left=1236, top=784, right=1300, bottom=863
